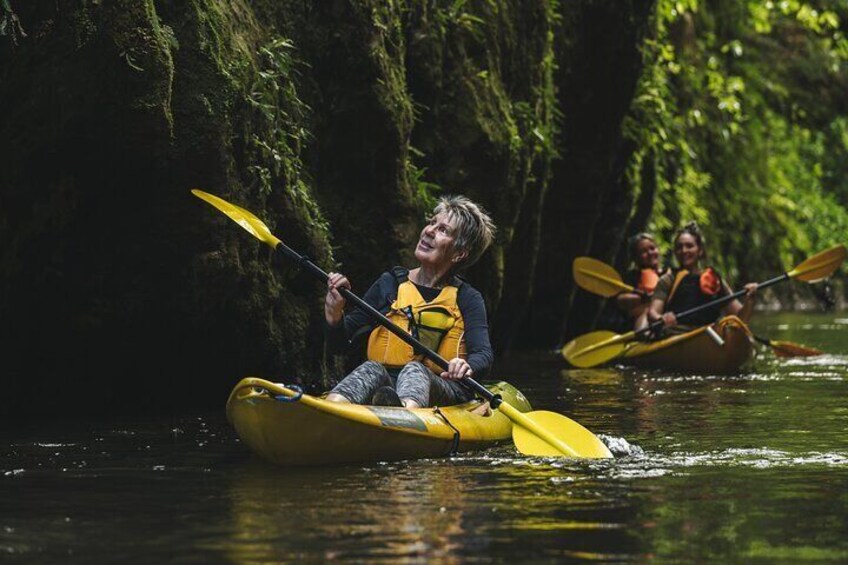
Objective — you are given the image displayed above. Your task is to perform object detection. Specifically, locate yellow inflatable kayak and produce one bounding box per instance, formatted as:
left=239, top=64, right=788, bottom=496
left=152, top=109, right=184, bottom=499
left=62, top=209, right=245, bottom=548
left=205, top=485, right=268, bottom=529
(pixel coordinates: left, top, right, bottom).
left=226, top=377, right=533, bottom=466
left=620, top=315, right=755, bottom=374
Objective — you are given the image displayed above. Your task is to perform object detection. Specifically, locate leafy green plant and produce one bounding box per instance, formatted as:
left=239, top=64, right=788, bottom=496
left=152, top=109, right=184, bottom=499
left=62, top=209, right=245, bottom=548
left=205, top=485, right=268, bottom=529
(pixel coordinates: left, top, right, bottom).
left=246, top=37, right=327, bottom=231
left=623, top=0, right=848, bottom=288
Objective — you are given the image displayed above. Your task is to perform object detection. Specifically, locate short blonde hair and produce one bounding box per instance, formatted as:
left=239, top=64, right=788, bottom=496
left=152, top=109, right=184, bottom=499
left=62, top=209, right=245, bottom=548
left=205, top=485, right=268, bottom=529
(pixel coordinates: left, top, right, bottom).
left=433, top=195, right=496, bottom=268
left=628, top=232, right=657, bottom=262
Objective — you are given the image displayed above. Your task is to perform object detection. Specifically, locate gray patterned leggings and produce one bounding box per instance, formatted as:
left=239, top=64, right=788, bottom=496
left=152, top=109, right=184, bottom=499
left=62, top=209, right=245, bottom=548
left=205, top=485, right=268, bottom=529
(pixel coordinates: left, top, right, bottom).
left=330, top=360, right=474, bottom=407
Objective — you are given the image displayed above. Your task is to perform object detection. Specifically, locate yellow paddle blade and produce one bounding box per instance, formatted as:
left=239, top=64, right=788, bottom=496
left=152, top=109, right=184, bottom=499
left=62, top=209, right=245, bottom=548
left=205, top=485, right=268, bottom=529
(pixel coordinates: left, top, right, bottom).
left=787, top=245, right=847, bottom=283
left=573, top=257, right=633, bottom=298
left=561, top=330, right=633, bottom=368
left=191, top=189, right=282, bottom=249
left=500, top=404, right=613, bottom=458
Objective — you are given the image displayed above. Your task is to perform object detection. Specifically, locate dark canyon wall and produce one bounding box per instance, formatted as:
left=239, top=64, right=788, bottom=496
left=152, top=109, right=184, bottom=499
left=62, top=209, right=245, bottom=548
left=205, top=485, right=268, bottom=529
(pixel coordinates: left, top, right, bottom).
left=3, top=0, right=773, bottom=420
left=4, top=1, right=845, bottom=420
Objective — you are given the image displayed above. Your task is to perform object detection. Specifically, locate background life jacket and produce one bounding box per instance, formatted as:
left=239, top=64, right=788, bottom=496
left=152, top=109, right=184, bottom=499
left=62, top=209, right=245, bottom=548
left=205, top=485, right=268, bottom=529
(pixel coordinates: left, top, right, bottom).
left=637, top=268, right=660, bottom=293
left=367, top=269, right=466, bottom=373
left=620, top=268, right=664, bottom=320
left=666, top=267, right=724, bottom=326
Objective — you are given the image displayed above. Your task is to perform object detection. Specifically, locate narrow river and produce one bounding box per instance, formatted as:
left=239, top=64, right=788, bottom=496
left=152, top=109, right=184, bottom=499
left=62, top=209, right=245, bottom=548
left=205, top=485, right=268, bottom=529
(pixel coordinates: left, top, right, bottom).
left=3, top=312, right=847, bottom=562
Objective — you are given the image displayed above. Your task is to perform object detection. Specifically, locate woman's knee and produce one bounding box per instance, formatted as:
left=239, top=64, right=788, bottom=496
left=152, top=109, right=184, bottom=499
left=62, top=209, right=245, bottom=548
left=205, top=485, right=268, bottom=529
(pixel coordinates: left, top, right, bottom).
left=360, top=360, right=385, bottom=373
left=396, top=362, right=435, bottom=407
left=329, top=361, right=390, bottom=404
left=398, top=361, right=430, bottom=377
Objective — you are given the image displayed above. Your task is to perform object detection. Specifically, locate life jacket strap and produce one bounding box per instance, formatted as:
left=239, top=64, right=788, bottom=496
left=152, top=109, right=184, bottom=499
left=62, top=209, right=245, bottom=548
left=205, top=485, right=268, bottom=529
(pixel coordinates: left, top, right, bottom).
left=666, top=269, right=690, bottom=305
left=433, top=406, right=461, bottom=456
left=401, top=305, right=418, bottom=340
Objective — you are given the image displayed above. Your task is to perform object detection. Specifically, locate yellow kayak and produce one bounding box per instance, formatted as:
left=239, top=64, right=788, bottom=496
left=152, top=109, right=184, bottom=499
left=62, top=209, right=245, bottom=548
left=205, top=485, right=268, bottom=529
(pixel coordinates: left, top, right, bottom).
left=226, top=377, right=533, bottom=466
left=620, top=315, right=755, bottom=374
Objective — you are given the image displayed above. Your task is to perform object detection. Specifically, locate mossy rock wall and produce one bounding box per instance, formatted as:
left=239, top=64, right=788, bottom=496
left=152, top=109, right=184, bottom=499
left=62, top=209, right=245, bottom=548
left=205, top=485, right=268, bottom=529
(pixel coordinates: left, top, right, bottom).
left=0, top=0, right=335, bottom=417
left=0, top=0, right=657, bottom=418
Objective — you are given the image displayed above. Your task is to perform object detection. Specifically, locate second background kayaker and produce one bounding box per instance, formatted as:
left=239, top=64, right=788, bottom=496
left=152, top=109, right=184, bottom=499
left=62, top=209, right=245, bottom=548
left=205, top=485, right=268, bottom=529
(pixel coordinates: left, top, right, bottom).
left=642, top=221, right=758, bottom=334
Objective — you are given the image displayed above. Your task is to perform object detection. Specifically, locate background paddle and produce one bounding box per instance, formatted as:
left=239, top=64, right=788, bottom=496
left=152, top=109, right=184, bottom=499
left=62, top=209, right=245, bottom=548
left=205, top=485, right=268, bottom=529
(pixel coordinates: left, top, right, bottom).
left=564, top=246, right=846, bottom=368
left=192, top=189, right=612, bottom=459
left=751, top=335, right=824, bottom=358
left=572, top=256, right=824, bottom=358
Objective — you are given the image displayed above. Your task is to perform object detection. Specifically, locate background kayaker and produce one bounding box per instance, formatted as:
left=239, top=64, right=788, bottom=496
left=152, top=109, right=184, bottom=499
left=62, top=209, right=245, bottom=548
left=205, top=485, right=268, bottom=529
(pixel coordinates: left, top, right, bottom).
left=642, top=221, right=758, bottom=333
left=613, top=232, right=667, bottom=330
left=323, top=195, right=497, bottom=408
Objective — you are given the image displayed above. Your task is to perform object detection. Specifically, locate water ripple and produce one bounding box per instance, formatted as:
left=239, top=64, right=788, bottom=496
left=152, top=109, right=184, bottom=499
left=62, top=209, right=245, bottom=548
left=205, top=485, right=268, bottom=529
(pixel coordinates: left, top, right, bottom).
left=783, top=354, right=848, bottom=367
left=609, top=447, right=848, bottom=478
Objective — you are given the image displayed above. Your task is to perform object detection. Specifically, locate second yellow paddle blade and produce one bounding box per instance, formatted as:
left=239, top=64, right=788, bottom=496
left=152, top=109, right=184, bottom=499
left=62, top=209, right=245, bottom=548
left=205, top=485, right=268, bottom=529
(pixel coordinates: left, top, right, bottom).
left=511, top=410, right=612, bottom=458
left=788, top=244, right=847, bottom=283
left=561, top=330, right=629, bottom=368
left=573, top=257, right=631, bottom=298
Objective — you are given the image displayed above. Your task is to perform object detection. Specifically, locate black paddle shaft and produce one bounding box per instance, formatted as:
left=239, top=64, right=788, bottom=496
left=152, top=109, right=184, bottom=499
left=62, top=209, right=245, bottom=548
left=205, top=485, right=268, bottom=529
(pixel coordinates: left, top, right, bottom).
left=274, top=242, right=502, bottom=407
left=640, top=272, right=790, bottom=336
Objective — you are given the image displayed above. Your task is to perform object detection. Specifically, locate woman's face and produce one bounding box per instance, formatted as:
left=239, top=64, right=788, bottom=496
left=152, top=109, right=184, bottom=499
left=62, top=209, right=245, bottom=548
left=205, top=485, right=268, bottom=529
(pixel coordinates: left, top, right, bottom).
left=674, top=233, right=702, bottom=269
left=635, top=238, right=660, bottom=270
left=415, top=212, right=465, bottom=270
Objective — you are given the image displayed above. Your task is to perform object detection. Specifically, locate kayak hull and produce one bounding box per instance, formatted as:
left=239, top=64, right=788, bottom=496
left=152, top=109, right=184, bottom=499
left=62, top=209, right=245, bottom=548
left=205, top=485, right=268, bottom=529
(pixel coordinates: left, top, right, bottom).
left=226, top=378, right=533, bottom=466
left=620, top=315, right=755, bottom=374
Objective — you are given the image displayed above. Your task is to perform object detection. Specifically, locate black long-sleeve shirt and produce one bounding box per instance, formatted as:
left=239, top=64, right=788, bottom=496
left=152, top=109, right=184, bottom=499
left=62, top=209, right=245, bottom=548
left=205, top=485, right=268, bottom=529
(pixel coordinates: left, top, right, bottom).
left=326, top=271, right=494, bottom=378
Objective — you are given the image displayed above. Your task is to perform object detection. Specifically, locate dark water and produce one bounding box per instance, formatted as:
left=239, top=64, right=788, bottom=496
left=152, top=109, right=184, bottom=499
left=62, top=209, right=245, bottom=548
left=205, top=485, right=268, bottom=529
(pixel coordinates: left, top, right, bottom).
left=2, top=312, right=847, bottom=563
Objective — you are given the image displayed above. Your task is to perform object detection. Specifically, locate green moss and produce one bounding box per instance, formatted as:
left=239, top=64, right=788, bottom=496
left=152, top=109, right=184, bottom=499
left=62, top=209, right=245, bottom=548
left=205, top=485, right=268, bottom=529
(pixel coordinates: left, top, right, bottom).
left=407, top=145, right=443, bottom=212
left=106, top=0, right=176, bottom=132
left=245, top=36, right=328, bottom=231
left=369, top=0, right=415, bottom=131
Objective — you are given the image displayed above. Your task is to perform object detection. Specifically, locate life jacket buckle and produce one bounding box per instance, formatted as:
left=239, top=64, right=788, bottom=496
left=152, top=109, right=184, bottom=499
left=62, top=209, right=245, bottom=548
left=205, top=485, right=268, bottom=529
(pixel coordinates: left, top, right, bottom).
left=402, top=305, right=419, bottom=339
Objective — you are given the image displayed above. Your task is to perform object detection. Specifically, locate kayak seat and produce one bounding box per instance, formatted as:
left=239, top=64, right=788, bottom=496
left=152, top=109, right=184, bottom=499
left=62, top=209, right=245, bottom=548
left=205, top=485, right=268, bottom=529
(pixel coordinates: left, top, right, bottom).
left=467, top=401, right=492, bottom=417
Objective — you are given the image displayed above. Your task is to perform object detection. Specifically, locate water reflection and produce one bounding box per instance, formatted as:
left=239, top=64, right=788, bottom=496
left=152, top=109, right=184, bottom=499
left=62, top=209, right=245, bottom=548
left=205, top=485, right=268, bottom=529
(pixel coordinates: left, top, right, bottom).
left=220, top=451, right=656, bottom=562
left=562, top=368, right=624, bottom=386
left=224, top=461, right=478, bottom=561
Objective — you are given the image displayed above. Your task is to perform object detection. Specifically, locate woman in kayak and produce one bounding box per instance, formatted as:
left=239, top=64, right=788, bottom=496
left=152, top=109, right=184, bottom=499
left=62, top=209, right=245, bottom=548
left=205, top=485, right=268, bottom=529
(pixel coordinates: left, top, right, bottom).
left=324, top=195, right=496, bottom=408
left=613, top=232, right=666, bottom=330
left=642, top=221, right=757, bottom=333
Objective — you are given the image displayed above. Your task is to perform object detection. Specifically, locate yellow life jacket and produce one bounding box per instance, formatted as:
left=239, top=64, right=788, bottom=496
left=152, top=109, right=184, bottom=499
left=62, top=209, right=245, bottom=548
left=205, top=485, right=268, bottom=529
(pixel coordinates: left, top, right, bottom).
left=366, top=270, right=466, bottom=373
